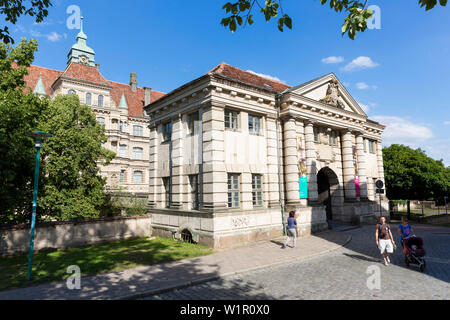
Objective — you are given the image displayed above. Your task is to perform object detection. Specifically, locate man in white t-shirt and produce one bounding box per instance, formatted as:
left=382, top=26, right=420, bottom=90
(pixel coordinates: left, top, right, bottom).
left=375, top=216, right=395, bottom=266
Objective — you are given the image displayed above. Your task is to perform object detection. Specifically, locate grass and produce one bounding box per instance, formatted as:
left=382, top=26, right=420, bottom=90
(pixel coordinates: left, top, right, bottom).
left=0, top=237, right=213, bottom=292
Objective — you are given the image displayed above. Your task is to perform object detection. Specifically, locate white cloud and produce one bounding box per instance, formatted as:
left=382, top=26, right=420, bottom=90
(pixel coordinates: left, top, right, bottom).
left=358, top=102, right=377, bottom=114
left=47, top=31, right=63, bottom=42
left=356, top=82, right=369, bottom=90
left=30, top=29, right=64, bottom=42
left=246, top=70, right=285, bottom=83
left=371, top=116, right=434, bottom=147
left=444, top=121, right=450, bottom=125
left=342, top=56, right=379, bottom=72
left=321, top=56, right=344, bottom=64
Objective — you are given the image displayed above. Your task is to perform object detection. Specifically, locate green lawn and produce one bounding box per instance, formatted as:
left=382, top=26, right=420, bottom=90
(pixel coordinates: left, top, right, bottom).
left=0, top=237, right=213, bottom=291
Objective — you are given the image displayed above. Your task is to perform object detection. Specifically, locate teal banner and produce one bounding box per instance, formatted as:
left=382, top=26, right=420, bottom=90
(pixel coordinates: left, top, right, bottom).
left=299, top=175, right=308, bottom=199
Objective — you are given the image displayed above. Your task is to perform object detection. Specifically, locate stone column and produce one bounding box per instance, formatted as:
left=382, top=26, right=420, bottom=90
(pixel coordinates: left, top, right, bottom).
left=148, top=123, right=158, bottom=207
left=376, top=140, right=385, bottom=186
left=304, top=120, right=318, bottom=202
left=342, top=129, right=357, bottom=200
left=265, top=117, right=281, bottom=208
left=283, top=117, right=300, bottom=205
left=170, top=114, right=184, bottom=209
left=201, top=103, right=227, bottom=210
left=355, top=132, right=368, bottom=199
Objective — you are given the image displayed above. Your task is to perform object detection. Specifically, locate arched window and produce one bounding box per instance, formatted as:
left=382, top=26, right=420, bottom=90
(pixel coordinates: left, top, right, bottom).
left=98, top=95, right=104, bottom=107
left=132, top=147, right=143, bottom=160
left=86, top=93, right=92, bottom=105
left=133, top=171, right=143, bottom=184
left=68, top=89, right=76, bottom=95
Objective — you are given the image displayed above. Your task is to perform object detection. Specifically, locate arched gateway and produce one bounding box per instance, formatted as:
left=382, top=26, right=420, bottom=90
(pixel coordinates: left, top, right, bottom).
left=317, top=167, right=342, bottom=221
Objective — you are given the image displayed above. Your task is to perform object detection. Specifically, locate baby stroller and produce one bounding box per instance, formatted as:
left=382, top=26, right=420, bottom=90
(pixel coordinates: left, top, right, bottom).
left=403, top=235, right=426, bottom=272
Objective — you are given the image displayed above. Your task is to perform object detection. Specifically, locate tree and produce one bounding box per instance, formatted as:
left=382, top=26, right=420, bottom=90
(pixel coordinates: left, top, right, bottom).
left=221, top=0, right=448, bottom=39
left=0, top=0, right=52, bottom=44
left=383, top=144, right=450, bottom=201
left=37, top=94, right=115, bottom=221
left=0, top=38, right=48, bottom=225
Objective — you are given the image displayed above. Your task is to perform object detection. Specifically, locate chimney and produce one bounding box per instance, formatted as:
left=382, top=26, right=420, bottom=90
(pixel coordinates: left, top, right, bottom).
left=144, top=87, right=152, bottom=106
left=129, top=72, right=137, bottom=92
left=95, top=63, right=100, bottom=70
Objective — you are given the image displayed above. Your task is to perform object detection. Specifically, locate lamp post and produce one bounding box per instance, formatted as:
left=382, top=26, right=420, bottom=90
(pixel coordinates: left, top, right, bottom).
left=26, top=131, right=52, bottom=281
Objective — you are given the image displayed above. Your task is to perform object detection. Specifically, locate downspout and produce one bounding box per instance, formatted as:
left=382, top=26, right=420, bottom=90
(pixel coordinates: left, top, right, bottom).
left=275, top=93, right=287, bottom=236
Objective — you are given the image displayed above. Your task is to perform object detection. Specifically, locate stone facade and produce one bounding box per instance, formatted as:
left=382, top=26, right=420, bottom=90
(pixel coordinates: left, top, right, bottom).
left=24, top=22, right=165, bottom=199
left=144, top=63, right=388, bottom=248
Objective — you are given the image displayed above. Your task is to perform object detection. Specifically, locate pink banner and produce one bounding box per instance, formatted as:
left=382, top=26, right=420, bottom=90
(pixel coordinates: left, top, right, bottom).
left=355, top=176, right=360, bottom=197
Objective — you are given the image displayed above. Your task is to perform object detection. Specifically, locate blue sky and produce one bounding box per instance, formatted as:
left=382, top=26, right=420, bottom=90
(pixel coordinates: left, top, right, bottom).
left=8, top=0, right=450, bottom=165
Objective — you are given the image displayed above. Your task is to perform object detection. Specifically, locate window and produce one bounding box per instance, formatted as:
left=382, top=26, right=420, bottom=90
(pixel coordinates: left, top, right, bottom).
left=252, top=174, right=263, bottom=207
left=120, top=121, right=127, bottom=132
left=86, top=93, right=92, bottom=106
left=97, top=117, right=105, bottom=126
left=163, top=177, right=171, bottom=208
left=132, top=147, right=143, bottom=160
left=248, top=115, right=261, bottom=134
left=133, top=171, right=143, bottom=184
left=68, top=89, right=76, bottom=95
left=369, top=140, right=375, bottom=154
left=314, top=127, right=320, bottom=143
left=119, top=145, right=127, bottom=158
left=227, top=174, right=240, bottom=208
left=224, top=110, right=239, bottom=130
left=120, top=170, right=126, bottom=184
left=187, top=112, right=199, bottom=136
left=364, top=139, right=368, bottom=153
left=133, top=125, right=143, bottom=137
left=189, top=175, right=199, bottom=210
left=163, top=122, right=172, bottom=142
left=329, top=131, right=337, bottom=146
left=98, top=95, right=104, bottom=107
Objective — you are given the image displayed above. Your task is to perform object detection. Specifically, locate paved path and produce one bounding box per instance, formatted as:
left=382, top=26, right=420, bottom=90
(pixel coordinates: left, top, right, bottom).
left=0, top=230, right=349, bottom=300
left=144, top=225, right=450, bottom=300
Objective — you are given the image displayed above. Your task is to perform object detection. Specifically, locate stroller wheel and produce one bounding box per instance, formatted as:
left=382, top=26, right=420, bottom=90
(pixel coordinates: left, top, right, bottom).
left=404, top=256, right=410, bottom=267
left=419, top=260, right=426, bottom=272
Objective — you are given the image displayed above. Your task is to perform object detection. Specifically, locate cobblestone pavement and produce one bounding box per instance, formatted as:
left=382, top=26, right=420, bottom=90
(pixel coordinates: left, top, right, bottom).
left=144, top=225, right=450, bottom=300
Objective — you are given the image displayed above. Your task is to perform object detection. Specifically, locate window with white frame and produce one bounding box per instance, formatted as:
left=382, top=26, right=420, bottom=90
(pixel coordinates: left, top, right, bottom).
left=248, top=115, right=261, bottom=134
left=119, top=145, right=127, bottom=158
left=86, top=93, right=92, bottom=105
left=133, top=171, right=143, bottom=184
left=224, top=110, right=239, bottom=130
left=369, top=140, right=376, bottom=153
left=227, top=174, right=240, bottom=208
left=120, top=170, right=126, bottom=184
left=133, top=125, right=143, bottom=137
left=132, top=147, right=143, bottom=160
left=68, top=89, right=76, bottom=95
left=252, top=174, right=263, bottom=207
left=187, top=112, right=199, bottom=136
left=98, top=95, right=104, bottom=107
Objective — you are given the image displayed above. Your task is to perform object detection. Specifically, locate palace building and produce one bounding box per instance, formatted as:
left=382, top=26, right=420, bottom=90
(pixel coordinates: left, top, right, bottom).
left=144, top=63, right=388, bottom=248
left=24, top=19, right=165, bottom=199
left=24, top=20, right=388, bottom=248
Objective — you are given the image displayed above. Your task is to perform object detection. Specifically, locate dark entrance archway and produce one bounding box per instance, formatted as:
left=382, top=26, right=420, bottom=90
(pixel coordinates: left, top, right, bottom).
left=317, top=167, right=340, bottom=221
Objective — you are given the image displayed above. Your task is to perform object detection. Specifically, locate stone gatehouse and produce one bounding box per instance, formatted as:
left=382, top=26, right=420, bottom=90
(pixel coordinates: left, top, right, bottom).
left=144, top=63, right=388, bottom=248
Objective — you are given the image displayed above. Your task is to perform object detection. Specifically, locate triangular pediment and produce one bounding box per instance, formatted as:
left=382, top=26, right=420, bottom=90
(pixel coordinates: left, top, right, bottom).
left=287, top=73, right=367, bottom=116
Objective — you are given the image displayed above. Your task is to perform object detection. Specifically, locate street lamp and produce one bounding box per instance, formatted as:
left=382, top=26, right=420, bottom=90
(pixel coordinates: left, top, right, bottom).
left=26, top=131, right=53, bottom=281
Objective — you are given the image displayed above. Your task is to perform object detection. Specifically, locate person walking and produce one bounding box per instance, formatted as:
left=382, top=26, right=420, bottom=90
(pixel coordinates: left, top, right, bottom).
left=283, top=211, right=298, bottom=249
left=397, top=216, right=415, bottom=248
left=375, top=216, right=394, bottom=266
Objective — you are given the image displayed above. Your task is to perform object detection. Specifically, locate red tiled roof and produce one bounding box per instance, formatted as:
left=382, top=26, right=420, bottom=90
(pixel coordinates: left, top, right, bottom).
left=24, top=65, right=62, bottom=96
left=209, top=62, right=291, bottom=93
left=24, top=63, right=165, bottom=118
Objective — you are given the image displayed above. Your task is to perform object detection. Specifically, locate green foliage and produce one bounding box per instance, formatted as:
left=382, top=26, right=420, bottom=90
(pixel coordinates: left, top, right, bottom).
left=383, top=144, right=450, bottom=201
left=0, top=38, right=48, bottom=225
left=37, top=94, right=115, bottom=221
left=0, top=0, right=52, bottom=44
left=0, top=237, right=213, bottom=291
left=220, top=0, right=447, bottom=39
